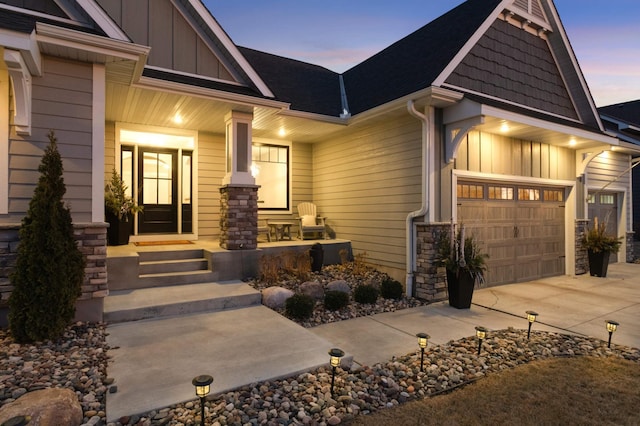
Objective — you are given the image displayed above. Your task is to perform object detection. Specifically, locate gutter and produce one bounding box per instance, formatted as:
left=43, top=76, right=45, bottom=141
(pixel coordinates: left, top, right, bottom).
left=405, top=100, right=430, bottom=297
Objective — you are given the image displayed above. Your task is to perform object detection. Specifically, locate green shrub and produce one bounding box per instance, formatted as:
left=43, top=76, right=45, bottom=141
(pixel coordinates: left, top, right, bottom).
left=9, top=131, right=85, bottom=343
left=324, top=290, right=349, bottom=311
left=285, top=293, right=315, bottom=320
left=354, top=284, right=379, bottom=304
left=380, top=278, right=404, bottom=300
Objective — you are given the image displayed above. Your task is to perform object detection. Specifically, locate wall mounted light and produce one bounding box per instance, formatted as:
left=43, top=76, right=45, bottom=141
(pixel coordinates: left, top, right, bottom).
left=526, top=310, right=539, bottom=339
left=328, top=348, right=345, bottom=397
left=475, top=326, right=488, bottom=355
left=192, top=374, right=213, bottom=425
left=605, top=320, right=619, bottom=348
left=416, top=332, right=430, bottom=372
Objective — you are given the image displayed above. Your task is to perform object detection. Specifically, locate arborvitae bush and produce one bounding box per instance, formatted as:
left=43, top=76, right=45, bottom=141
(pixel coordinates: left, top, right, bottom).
left=285, top=293, right=315, bottom=320
left=354, top=284, right=379, bottom=304
left=380, top=278, right=404, bottom=300
left=324, top=290, right=349, bottom=311
left=9, top=131, right=85, bottom=343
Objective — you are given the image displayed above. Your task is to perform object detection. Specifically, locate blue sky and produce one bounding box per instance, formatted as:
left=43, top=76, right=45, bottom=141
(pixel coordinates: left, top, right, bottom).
left=202, top=0, right=640, bottom=107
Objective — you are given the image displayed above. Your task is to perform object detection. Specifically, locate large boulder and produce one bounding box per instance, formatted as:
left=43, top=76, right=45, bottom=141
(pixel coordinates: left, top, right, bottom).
left=0, top=388, right=82, bottom=426
left=299, top=281, right=324, bottom=301
left=262, top=286, right=294, bottom=309
left=327, top=280, right=351, bottom=294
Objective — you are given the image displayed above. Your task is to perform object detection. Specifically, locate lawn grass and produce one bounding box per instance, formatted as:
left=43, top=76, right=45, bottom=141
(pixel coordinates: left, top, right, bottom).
left=347, top=356, right=640, bottom=425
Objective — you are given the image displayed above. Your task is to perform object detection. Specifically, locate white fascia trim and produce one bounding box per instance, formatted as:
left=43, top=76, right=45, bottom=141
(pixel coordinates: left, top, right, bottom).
left=0, top=3, right=90, bottom=29
left=137, top=75, right=288, bottom=110
left=432, top=0, right=511, bottom=86
left=92, top=64, right=106, bottom=223
left=75, top=0, right=130, bottom=41
left=36, top=23, right=150, bottom=61
left=187, top=0, right=275, bottom=98
left=453, top=169, right=576, bottom=188
left=277, top=108, right=347, bottom=126
left=4, top=49, right=31, bottom=135
left=481, top=103, right=619, bottom=146
left=0, top=29, right=42, bottom=76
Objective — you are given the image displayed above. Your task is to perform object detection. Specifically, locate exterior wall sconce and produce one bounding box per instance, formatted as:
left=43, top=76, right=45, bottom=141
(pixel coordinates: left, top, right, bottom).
left=605, top=320, right=619, bottom=348
left=526, top=310, right=538, bottom=339
left=416, top=332, right=430, bottom=372
left=475, top=326, right=488, bottom=355
left=328, top=348, right=345, bottom=397
left=192, top=374, right=213, bottom=425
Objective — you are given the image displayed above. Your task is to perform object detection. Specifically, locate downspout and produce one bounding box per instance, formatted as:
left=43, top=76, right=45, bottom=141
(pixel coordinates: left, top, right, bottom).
left=406, top=100, right=430, bottom=297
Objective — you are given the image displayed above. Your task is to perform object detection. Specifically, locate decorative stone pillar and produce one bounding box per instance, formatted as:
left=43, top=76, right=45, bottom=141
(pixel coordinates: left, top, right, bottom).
left=220, top=185, right=259, bottom=250
left=414, top=222, right=450, bottom=302
left=626, top=232, right=635, bottom=263
left=575, top=219, right=589, bottom=275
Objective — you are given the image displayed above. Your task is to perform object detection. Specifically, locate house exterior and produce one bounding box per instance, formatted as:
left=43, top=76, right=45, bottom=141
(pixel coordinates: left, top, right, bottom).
left=0, top=0, right=635, bottom=322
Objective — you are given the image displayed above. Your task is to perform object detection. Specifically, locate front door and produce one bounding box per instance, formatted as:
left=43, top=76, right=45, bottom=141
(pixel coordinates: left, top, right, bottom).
left=138, top=148, right=178, bottom=234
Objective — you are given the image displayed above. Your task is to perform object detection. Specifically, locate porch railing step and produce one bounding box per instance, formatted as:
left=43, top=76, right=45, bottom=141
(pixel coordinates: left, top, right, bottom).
left=104, top=280, right=262, bottom=323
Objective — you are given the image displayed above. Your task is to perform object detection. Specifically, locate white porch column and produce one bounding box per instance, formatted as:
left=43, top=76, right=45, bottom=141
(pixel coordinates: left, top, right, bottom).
left=223, top=111, right=255, bottom=186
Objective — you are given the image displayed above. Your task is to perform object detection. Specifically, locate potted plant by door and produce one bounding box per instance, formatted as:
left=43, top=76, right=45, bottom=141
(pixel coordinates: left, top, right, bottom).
left=436, top=223, right=488, bottom=309
left=104, top=169, right=143, bottom=246
left=581, top=216, right=621, bottom=277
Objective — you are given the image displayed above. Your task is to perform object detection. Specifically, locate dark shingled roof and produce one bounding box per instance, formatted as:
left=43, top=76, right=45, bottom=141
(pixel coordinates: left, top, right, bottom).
left=599, top=100, right=640, bottom=128
left=238, top=46, right=342, bottom=116
left=0, top=7, right=106, bottom=36
left=342, top=0, right=501, bottom=115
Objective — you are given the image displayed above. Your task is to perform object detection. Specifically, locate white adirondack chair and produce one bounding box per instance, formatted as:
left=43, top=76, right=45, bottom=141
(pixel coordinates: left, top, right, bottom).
left=297, top=202, right=327, bottom=240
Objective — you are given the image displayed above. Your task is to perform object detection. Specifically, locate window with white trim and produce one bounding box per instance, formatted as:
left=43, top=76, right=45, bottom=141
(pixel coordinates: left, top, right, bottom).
left=251, top=141, right=290, bottom=210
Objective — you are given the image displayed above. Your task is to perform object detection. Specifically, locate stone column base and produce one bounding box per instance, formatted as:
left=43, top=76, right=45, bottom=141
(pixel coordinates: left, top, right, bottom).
left=220, top=184, right=259, bottom=250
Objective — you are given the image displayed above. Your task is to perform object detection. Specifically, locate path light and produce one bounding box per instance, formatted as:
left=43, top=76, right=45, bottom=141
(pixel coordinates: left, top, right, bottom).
left=475, top=326, right=488, bottom=355
left=605, top=320, right=619, bottom=348
left=192, top=374, right=213, bottom=426
left=526, top=310, right=539, bottom=339
left=416, top=333, right=430, bottom=373
left=328, top=348, right=345, bottom=397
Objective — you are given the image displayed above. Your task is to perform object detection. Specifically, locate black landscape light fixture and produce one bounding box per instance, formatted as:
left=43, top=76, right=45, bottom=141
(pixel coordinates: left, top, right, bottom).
left=416, top=332, right=430, bottom=372
left=526, top=310, right=539, bottom=339
left=328, top=347, right=345, bottom=397
left=605, top=320, right=619, bottom=348
left=475, top=326, right=488, bottom=355
left=192, top=374, right=213, bottom=425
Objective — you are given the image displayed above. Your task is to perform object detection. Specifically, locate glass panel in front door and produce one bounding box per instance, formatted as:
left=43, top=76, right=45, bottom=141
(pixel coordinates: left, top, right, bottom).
left=139, top=150, right=178, bottom=234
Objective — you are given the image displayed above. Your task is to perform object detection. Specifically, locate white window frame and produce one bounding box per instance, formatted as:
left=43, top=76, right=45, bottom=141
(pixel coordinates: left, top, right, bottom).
left=252, top=137, right=292, bottom=214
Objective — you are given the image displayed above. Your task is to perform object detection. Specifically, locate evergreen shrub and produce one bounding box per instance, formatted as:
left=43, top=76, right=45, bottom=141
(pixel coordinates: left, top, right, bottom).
left=285, top=293, right=315, bottom=320
left=354, top=284, right=379, bottom=304
left=380, top=278, right=404, bottom=300
left=324, top=290, right=349, bottom=311
left=8, top=131, right=85, bottom=343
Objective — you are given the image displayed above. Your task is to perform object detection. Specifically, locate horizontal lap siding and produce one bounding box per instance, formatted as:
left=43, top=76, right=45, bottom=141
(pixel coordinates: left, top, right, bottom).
left=587, top=152, right=632, bottom=230
left=313, top=115, right=422, bottom=276
left=8, top=57, right=93, bottom=222
left=197, top=132, right=225, bottom=238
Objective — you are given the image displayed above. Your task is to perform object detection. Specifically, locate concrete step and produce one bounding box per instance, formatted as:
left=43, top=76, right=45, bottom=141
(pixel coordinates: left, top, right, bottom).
left=136, top=270, right=218, bottom=289
left=137, top=249, right=205, bottom=262
left=104, top=280, right=262, bottom=323
left=139, top=258, right=209, bottom=275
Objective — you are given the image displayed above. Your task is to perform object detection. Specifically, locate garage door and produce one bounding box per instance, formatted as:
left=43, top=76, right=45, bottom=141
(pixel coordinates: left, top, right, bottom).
left=587, top=192, right=618, bottom=263
left=457, top=182, right=565, bottom=286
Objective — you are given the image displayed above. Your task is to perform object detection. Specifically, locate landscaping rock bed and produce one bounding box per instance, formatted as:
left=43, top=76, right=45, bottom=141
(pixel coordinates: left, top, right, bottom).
left=245, top=264, right=428, bottom=328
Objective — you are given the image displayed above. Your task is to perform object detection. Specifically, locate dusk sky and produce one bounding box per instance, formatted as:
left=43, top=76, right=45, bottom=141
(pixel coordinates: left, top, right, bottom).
left=202, top=0, right=640, bottom=108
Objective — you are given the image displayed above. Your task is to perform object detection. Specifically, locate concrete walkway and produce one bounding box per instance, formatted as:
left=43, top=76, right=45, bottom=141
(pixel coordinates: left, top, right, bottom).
left=106, top=263, right=640, bottom=421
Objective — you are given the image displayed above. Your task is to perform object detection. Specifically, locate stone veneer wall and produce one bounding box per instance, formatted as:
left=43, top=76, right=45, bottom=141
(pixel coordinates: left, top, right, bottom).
left=626, top=232, right=635, bottom=263
left=414, top=222, right=450, bottom=302
left=219, top=185, right=259, bottom=250
left=575, top=219, right=589, bottom=275
left=0, top=223, right=108, bottom=324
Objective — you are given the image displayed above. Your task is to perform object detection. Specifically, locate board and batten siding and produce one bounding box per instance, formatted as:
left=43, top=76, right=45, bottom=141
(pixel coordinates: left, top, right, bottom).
left=96, top=0, right=234, bottom=82
left=7, top=56, right=93, bottom=223
left=586, top=151, right=632, bottom=231
left=313, top=115, right=423, bottom=279
left=456, top=131, right=575, bottom=181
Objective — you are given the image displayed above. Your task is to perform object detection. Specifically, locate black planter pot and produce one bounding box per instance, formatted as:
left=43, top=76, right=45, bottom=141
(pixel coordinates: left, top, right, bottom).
left=106, top=210, right=133, bottom=246
left=446, top=269, right=475, bottom=309
left=309, top=243, right=324, bottom=272
left=588, top=249, right=610, bottom=277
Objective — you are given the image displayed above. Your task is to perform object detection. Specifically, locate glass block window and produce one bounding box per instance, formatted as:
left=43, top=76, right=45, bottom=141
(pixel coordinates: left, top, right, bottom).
left=457, top=183, right=484, bottom=199
left=488, top=186, right=514, bottom=200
